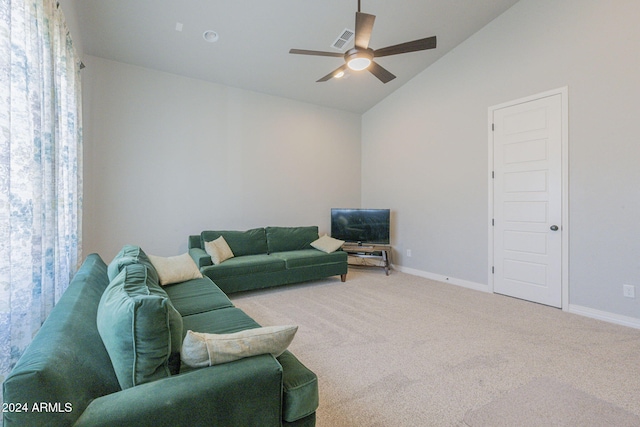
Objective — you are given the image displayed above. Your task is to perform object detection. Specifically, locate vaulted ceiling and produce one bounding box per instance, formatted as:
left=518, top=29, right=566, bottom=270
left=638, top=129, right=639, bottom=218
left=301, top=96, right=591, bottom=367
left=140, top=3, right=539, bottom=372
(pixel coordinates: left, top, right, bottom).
left=72, top=0, right=520, bottom=113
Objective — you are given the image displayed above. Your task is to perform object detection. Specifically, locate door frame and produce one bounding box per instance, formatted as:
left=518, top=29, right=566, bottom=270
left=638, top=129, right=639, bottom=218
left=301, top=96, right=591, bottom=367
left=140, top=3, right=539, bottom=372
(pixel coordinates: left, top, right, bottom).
left=487, top=87, right=569, bottom=310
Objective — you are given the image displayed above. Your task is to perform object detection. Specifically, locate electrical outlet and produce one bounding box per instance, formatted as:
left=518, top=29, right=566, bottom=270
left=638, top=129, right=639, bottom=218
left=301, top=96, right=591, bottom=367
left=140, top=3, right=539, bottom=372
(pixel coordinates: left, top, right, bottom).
left=406, top=249, right=412, bottom=257
left=623, top=284, right=635, bottom=299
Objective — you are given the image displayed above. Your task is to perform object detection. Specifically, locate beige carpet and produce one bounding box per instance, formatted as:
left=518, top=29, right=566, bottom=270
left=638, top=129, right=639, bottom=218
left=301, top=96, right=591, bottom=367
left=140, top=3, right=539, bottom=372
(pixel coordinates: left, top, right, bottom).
left=463, top=377, right=640, bottom=426
left=231, top=268, right=640, bottom=426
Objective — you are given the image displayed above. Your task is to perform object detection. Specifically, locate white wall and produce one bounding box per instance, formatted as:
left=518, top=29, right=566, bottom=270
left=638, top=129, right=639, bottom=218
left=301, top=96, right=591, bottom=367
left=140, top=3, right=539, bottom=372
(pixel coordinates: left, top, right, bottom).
left=58, top=0, right=83, bottom=55
left=362, top=0, right=640, bottom=321
left=82, top=55, right=361, bottom=259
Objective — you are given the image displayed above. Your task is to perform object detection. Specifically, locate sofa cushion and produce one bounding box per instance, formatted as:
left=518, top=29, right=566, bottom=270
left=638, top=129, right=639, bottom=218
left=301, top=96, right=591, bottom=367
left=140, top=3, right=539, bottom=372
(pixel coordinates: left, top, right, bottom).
left=278, top=350, right=319, bottom=422
left=181, top=325, right=298, bottom=367
left=204, top=236, right=235, bottom=264
left=311, top=234, right=345, bottom=253
left=266, top=226, right=319, bottom=253
left=201, top=254, right=285, bottom=279
left=107, top=244, right=158, bottom=283
left=182, top=307, right=262, bottom=338
left=271, top=249, right=348, bottom=269
left=148, top=252, right=203, bottom=286
left=201, top=228, right=268, bottom=257
left=164, top=277, right=233, bottom=316
left=97, top=263, right=183, bottom=389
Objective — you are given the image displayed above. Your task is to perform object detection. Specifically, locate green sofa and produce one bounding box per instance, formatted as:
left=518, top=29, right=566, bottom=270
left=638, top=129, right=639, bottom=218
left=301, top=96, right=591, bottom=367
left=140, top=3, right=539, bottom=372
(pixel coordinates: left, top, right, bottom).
left=189, top=226, right=348, bottom=294
left=3, top=249, right=319, bottom=427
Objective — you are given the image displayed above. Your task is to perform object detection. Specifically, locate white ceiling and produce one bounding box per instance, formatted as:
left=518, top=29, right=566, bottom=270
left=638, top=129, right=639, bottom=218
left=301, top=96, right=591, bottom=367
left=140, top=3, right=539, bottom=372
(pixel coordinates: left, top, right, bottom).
left=72, top=0, right=520, bottom=114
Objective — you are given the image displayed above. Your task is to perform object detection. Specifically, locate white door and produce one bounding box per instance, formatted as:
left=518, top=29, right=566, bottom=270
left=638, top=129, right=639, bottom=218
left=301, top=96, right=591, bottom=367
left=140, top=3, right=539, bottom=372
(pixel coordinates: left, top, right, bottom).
left=491, top=92, right=564, bottom=308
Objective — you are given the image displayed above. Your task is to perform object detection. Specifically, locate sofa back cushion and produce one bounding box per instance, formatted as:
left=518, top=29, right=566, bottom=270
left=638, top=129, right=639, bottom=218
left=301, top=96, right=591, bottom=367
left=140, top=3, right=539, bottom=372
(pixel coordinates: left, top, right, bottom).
left=2, top=254, right=121, bottom=427
left=201, top=228, right=268, bottom=257
left=266, top=226, right=319, bottom=253
left=107, top=244, right=159, bottom=284
left=97, top=263, right=183, bottom=389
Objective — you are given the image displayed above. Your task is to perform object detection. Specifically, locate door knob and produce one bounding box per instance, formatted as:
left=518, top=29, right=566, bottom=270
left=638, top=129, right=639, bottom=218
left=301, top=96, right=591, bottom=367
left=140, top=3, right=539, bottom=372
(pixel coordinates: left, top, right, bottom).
left=550, top=225, right=559, bottom=231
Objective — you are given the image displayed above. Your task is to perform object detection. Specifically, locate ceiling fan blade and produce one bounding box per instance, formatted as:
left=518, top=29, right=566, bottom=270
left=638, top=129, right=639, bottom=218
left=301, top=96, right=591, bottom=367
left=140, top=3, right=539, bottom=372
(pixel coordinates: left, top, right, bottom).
left=289, top=49, right=343, bottom=57
left=354, top=12, right=376, bottom=49
left=317, top=64, right=348, bottom=82
left=368, top=61, right=396, bottom=83
left=374, top=36, right=437, bottom=58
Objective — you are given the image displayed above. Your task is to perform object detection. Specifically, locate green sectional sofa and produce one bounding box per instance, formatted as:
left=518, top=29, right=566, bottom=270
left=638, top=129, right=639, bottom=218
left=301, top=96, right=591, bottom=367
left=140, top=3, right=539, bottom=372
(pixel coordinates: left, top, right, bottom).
left=189, top=226, right=348, bottom=294
left=3, top=247, right=319, bottom=427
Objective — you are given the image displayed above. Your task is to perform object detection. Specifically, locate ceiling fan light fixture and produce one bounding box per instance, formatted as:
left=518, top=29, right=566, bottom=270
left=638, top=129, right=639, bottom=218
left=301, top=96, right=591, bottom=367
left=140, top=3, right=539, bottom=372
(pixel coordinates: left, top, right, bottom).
left=289, top=4, right=437, bottom=84
left=347, top=57, right=371, bottom=71
left=345, top=49, right=373, bottom=71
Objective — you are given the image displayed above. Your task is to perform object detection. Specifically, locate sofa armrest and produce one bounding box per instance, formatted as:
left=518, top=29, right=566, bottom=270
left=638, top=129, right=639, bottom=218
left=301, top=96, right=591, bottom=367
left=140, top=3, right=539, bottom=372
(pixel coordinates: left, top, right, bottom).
left=74, top=354, right=283, bottom=427
left=189, top=247, right=212, bottom=268
left=188, top=234, right=202, bottom=249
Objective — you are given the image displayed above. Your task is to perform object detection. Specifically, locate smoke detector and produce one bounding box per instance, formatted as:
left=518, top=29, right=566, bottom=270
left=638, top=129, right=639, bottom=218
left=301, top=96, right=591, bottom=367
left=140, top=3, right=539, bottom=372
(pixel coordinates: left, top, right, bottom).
left=203, top=30, right=219, bottom=43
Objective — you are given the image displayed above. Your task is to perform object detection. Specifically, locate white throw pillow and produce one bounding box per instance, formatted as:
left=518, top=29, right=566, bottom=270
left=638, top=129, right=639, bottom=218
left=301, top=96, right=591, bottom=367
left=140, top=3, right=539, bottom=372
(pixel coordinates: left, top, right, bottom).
left=204, top=236, right=235, bottom=265
left=181, top=325, right=298, bottom=368
left=148, top=252, right=203, bottom=286
left=311, top=234, right=345, bottom=253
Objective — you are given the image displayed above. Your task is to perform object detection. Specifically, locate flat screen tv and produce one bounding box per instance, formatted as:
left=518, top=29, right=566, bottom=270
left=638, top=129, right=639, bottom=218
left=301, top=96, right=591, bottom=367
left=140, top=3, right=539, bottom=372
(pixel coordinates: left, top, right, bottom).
left=331, top=208, right=390, bottom=245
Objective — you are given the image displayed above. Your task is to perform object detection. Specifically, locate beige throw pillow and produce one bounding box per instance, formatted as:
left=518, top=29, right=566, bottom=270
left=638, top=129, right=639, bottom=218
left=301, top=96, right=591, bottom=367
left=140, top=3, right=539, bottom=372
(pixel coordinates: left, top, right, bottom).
left=148, top=253, right=203, bottom=286
left=181, top=325, right=298, bottom=368
left=204, top=236, right=235, bottom=265
left=311, top=234, right=345, bottom=253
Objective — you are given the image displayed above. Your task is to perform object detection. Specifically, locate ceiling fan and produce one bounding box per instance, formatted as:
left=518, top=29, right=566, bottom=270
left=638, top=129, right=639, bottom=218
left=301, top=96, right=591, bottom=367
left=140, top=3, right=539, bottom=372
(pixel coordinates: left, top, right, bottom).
left=289, top=0, right=437, bottom=83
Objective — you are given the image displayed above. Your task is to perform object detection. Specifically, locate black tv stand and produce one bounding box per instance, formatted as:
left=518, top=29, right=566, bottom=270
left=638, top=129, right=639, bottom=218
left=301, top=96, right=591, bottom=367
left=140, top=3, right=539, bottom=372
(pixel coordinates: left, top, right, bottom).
left=342, top=243, right=392, bottom=275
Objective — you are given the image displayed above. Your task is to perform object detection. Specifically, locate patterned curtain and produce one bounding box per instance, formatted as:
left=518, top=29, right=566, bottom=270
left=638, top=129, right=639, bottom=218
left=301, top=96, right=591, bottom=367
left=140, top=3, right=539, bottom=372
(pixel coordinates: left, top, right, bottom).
left=0, top=0, right=83, bottom=401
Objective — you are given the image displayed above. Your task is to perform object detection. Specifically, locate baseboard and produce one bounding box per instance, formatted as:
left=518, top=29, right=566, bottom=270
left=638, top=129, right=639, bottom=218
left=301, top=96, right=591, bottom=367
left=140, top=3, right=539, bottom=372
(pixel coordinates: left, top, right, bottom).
left=568, top=304, right=640, bottom=330
left=392, top=266, right=640, bottom=330
left=390, top=265, right=640, bottom=330
left=392, top=264, right=489, bottom=293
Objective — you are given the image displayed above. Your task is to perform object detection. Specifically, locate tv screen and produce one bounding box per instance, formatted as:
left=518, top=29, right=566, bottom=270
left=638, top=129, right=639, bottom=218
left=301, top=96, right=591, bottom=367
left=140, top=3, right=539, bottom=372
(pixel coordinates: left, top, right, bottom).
left=331, top=208, right=390, bottom=244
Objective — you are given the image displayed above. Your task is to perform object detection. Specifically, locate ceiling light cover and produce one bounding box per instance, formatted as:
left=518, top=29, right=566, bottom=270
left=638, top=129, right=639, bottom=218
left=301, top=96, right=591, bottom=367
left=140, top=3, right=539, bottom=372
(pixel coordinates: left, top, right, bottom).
left=347, top=57, right=371, bottom=71
left=203, top=30, right=219, bottom=43
left=345, top=49, right=374, bottom=71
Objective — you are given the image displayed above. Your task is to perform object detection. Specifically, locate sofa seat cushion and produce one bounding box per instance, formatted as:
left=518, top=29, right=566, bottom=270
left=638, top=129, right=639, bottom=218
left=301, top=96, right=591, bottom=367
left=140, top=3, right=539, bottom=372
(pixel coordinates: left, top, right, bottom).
left=266, top=226, right=319, bottom=253
left=201, top=228, right=268, bottom=257
left=182, top=307, right=262, bottom=337
left=277, top=350, right=319, bottom=422
left=201, top=254, right=285, bottom=279
left=164, top=277, right=233, bottom=316
left=97, top=263, right=183, bottom=389
left=271, top=249, right=347, bottom=269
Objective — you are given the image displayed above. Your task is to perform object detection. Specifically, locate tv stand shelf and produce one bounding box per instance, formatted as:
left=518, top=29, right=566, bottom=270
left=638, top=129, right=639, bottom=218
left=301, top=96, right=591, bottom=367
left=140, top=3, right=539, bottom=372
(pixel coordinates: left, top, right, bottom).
left=342, top=243, right=392, bottom=276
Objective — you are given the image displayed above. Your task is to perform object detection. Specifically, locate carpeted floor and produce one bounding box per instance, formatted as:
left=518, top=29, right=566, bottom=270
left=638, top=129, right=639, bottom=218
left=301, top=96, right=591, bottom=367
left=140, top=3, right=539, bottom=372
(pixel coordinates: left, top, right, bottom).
left=463, top=377, right=639, bottom=426
left=231, top=268, right=640, bottom=426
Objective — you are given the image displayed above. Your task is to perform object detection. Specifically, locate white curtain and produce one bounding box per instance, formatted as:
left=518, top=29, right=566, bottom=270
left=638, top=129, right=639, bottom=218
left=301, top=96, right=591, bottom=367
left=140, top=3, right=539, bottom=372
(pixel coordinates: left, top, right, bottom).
left=0, top=0, right=82, bottom=400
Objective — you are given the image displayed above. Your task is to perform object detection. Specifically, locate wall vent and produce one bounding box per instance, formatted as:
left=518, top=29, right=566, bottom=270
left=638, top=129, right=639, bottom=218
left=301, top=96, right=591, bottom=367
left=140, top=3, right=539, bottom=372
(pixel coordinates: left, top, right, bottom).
left=331, top=28, right=354, bottom=51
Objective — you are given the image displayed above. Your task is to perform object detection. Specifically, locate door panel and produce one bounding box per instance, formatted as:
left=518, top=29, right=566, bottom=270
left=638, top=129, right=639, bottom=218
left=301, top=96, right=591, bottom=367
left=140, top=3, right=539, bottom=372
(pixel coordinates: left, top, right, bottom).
left=492, top=93, right=563, bottom=307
